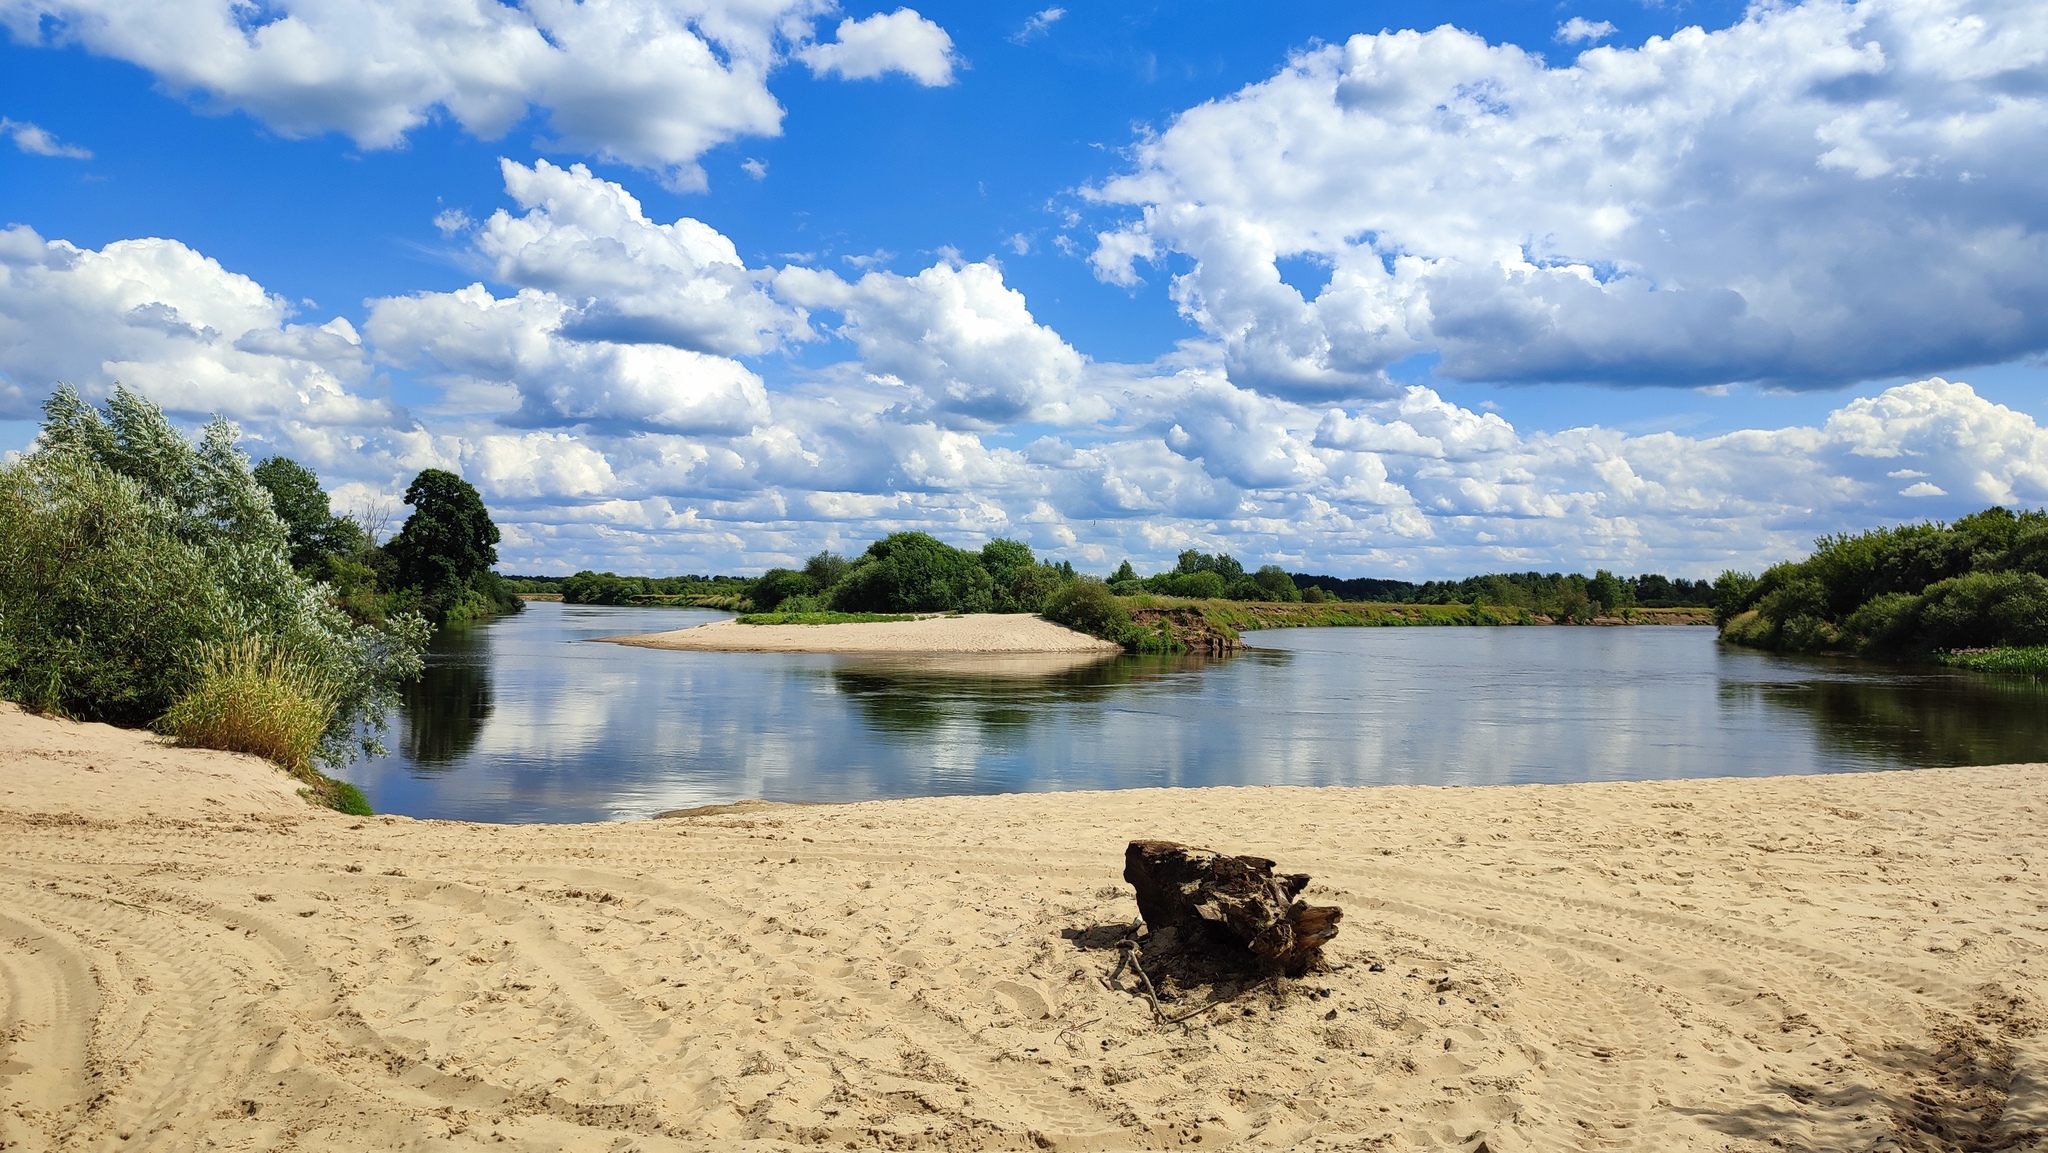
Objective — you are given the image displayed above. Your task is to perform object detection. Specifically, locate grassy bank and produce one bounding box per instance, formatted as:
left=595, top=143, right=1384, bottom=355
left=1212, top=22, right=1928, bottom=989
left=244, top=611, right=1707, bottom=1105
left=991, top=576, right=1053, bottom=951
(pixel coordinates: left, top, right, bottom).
left=1937, top=646, right=2048, bottom=676
left=736, top=611, right=920, bottom=625
left=1106, top=597, right=1711, bottom=653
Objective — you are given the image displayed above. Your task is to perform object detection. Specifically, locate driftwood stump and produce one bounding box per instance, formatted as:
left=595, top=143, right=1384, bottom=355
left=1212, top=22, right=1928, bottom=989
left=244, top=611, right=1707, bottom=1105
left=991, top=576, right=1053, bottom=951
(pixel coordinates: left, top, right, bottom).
left=1123, top=840, right=1341, bottom=977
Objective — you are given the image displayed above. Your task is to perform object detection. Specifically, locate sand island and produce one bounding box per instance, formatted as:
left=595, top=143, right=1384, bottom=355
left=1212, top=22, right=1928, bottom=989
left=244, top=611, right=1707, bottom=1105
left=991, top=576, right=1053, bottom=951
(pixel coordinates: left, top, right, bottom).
left=5, top=699, right=2047, bottom=1151
left=602, top=612, right=1125, bottom=655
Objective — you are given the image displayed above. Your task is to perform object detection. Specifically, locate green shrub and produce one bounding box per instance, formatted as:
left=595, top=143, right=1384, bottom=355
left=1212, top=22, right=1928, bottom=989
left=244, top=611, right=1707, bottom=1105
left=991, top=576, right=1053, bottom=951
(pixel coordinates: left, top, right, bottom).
left=1841, top=591, right=1920, bottom=650
left=160, top=639, right=336, bottom=774
left=831, top=532, right=994, bottom=613
left=1143, top=570, right=1226, bottom=599
left=0, top=452, right=236, bottom=719
left=1253, top=565, right=1301, bottom=602
left=1941, top=646, right=2048, bottom=676
left=0, top=386, right=428, bottom=767
left=749, top=567, right=815, bottom=611
left=737, top=611, right=918, bottom=625
left=1043, top=577, right=1132, bottom=642
left=1712, top=570, right=1760, bottom=627
left=1913, top=571, right=2048, bottom=651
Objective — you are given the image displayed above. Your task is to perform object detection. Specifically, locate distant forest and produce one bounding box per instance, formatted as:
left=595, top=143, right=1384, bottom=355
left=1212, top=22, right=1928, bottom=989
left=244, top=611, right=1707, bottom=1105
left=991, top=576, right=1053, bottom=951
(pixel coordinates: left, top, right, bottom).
left=1289, top=571, right=1717, bottom=610
left=507, top=550, right=1717, bottom=615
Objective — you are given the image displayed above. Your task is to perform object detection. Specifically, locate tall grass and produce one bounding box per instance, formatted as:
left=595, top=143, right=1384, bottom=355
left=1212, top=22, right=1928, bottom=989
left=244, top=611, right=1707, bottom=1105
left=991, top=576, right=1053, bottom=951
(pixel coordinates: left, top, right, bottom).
left=1939, top=646, right=2048, bottom=677
left=159, top=640, right=370, bottom=814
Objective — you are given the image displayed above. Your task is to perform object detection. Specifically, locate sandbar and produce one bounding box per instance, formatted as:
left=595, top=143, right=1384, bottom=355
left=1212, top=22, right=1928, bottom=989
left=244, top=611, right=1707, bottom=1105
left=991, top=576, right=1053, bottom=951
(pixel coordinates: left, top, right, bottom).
left=602, top=611, right=1123, bottom=654
left=3, top=700, right=2046, bottom=1150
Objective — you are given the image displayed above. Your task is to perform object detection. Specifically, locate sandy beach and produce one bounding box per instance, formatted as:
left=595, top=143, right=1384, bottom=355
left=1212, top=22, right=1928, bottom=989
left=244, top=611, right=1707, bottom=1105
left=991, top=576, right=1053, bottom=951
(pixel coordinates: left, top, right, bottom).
left=601, top=613, right=1124, bottom=655
left=4, top=701, right=2046, bottom=1151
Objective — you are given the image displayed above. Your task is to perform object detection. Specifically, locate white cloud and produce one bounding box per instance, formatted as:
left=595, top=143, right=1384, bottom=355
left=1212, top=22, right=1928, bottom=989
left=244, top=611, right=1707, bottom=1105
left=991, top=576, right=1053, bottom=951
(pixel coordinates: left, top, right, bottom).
left=741, top=157, right=768, bottom=180
left=1090, top=0, right=2048, bottom=399
left=797, top=9, right=957, bottom=86
left=1010, top=7, right=1064, bottom=44
left=475, top=159, right=804, bottom=357
left=0, top=224, right=389, bottom=426
left=364, top=284, right=771, bottom=436
left=774, top=259, right=1100, bottom=427
left=1555, top=18, right=1616, bottom=45
left=0, top=117, right=90, bottom=158
left=0, top=0, right=961, bottom=188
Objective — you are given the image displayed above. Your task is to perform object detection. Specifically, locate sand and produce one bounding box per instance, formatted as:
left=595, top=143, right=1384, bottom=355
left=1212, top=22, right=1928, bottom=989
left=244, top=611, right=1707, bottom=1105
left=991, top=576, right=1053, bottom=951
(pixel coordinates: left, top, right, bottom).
left=602, top=613, right=1124, bottom=654
left=4, top=701, right=2047, bottom=1151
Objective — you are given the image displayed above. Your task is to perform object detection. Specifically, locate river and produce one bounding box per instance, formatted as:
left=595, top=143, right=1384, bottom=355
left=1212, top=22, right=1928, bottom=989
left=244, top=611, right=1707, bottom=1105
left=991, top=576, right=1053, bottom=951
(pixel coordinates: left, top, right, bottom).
left=332, top=601, right=2048, bottom=822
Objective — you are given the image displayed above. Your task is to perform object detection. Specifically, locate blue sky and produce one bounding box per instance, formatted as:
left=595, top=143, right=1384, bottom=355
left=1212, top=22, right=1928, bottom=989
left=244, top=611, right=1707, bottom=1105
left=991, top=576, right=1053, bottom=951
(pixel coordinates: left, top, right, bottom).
left=3, top=0, right=2045, bottom=578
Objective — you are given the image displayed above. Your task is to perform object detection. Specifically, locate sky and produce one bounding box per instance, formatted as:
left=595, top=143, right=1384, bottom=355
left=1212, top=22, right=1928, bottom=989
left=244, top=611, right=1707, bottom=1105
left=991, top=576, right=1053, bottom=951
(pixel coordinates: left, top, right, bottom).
left=2, top=0, right=2045, bottom=580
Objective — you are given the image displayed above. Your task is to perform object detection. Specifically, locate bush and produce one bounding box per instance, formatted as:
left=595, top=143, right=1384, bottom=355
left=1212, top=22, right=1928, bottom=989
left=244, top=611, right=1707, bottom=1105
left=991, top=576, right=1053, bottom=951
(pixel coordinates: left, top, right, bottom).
left=0, top=452, right=235, bottom=719
left=1717, top=507, right=2048, bottom=657
left=160, top=639, right=335, bottom=775
left=750, top=567, right=815, bottom=611
left=1042, top=577, right=1131, bottom=642
left=1913, top=571, right=2048, bottom=651
left=1253, top=565, right=1301, bottom=602
left=831, top=532, right=994, bottom=613
left=1143, top=570, right=1227, bottom=599
left=0, top=386, right=428, bottom=767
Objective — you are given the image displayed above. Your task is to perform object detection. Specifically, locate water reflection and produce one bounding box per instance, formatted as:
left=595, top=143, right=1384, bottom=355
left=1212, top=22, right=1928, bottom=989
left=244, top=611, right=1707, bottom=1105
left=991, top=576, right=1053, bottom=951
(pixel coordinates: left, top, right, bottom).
left=1726, top=662, right=2048, bottom=768
left=334, top=603, right=2048, bottom=824
left=397, top=624, right=493, bottom=767
left=823, top=652, right=1233, bottom=736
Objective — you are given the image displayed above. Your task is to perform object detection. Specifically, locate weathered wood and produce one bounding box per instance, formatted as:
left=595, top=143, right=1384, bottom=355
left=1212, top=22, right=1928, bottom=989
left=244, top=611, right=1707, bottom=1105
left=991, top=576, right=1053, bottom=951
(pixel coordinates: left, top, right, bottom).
left=1122, top=840, right=1341, bottom=977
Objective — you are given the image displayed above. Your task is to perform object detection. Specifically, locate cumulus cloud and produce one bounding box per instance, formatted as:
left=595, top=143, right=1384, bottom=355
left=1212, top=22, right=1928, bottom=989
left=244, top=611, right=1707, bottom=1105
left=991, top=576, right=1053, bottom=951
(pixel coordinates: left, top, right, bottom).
left=0, top=224, right=389, bottom=425
left=0, top=117, right=90, bottom=158
left=0, top=0, right=958, bottom=187
left=475, top=159, right=805, bottom=356
left=365, top=284, right=771, bottom=436
left=1090, top=0, right=2048, bottom=399
left=774, top=259, right=1100, bottom=427
left=796, top=9, right=958, bottom=85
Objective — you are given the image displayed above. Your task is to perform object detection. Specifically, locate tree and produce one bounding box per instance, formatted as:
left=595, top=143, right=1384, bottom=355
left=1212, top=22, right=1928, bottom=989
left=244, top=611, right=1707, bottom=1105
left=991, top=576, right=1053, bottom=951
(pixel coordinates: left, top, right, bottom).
left=388, top=470, right=500, bottom=596
left=1589, top=569, right=1632, bottom=614
left=1253, top=564, right=1301, bottom=602
left=750, top=568, right=815, bottom=611
left=253, top=456, right=355, bottom=571
left=830, top=532, right=992, bottom=613
left=804, top=550, right=851, bottom=589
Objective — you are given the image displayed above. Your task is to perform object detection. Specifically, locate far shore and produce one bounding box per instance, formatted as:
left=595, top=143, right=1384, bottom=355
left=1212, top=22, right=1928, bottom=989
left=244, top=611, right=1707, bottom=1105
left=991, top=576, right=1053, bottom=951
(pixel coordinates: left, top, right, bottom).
left=599, top=611, right=1123, bottom=654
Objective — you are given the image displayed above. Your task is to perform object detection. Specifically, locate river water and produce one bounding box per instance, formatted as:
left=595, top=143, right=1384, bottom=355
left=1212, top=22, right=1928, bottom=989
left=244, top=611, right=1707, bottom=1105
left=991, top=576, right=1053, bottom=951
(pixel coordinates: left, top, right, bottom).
left=333, top=600, right=2048, bottom=823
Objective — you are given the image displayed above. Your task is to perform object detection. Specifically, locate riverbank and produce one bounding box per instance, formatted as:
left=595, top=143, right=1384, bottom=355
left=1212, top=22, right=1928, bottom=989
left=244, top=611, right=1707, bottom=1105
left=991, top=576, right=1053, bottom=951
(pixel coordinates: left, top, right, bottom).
left=4, top=701, right=2046, bottom=1151
left=601, top=612, right=1122, bottom=654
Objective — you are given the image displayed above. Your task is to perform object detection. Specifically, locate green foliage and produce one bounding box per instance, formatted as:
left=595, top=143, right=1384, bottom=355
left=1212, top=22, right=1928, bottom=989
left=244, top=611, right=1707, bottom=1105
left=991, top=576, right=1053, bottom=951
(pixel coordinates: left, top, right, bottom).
left=253, top=456, right=362, bottom=570
left=1142, top=570, right=1227, bottom=599
left=0, top=386, right=428, bottom=771
left=386, top=469, right=520, bottom=626
left=1712, top=570, right=1760, bottom=627
left=160, top=638, right=335, bottom=775
left=1042, top=577, right=1132, bottom=642
left=737, top=611, right=919, bottom=625
left=830, top=532, right=996, bottom=613
left=1252, top=565, right=1301, bottom=602
left=1940, top=646, right=2048, bottom=676
left=559, top=570, right=750, bottom=606
left=750, top=567, right=816, bottom=611
left=1717, top=507, right=2048, bottom=657
left=1176, top=549, right=1245, bottom=581
left=804, top=550, right=852, bottom=589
